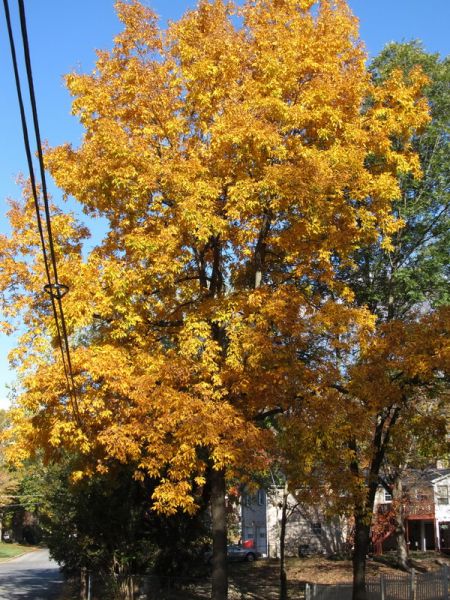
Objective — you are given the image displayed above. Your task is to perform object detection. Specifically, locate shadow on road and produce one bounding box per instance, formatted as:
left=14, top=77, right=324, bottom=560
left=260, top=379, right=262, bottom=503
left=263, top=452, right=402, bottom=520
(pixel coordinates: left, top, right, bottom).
left=0, top=550, right=65, bottom=600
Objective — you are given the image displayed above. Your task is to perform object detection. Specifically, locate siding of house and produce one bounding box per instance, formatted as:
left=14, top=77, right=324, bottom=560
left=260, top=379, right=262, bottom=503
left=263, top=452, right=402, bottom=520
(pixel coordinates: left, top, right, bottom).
left=241, top=470, right=450, bottom=560
left=240, top=490, right=268, bottom=555
left=241, top=487, right=347, bottom=558
left=372, top=469, right=450, bottom=554
left=433, top=474, right=450, bottom=551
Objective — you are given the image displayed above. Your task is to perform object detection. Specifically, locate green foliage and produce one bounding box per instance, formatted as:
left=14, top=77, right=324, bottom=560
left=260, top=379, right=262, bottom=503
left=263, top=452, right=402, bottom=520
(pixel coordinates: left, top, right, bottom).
left=26, top=457, right=210, bottom=577
left=149, top=510, right=210, bottom=577
left=37, top=460, right=158, bottom=576
left=346, top=42, right=450, bottom=318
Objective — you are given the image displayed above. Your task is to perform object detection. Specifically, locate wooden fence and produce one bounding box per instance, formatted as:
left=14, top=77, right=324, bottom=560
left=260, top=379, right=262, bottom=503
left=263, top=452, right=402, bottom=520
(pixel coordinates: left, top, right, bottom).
left=80, top=565, right=449, bottom=599
left=82, top=573, right=291, bottom=599
left=305, top=566, right=450, bottom=600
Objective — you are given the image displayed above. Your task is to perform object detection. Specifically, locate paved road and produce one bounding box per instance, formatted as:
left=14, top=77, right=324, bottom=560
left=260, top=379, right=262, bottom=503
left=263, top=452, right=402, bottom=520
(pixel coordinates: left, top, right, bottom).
left=0, top=549, right=65, bottom=599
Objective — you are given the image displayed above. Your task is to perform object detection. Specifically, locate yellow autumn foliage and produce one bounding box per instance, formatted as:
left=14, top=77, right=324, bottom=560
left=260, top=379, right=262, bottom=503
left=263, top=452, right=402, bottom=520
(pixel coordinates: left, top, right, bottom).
left=0, top=0, right=430, bottom=513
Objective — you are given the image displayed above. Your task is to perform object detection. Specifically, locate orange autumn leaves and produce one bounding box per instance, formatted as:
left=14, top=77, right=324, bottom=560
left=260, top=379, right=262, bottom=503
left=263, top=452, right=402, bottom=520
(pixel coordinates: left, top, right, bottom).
left=0, top=0, right=437, bottom=513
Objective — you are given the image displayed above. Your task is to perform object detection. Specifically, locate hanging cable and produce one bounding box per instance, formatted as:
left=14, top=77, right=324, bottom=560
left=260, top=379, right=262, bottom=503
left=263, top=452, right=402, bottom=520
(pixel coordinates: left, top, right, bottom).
left=16, top=0, right=81, bottom=421
left=3, top=0, right=81, bottom=424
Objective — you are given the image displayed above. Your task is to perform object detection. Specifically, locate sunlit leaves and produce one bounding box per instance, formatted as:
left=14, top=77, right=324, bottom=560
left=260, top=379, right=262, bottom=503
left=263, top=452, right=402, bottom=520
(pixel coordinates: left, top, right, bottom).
left=1, top=1, right=431, bottom=513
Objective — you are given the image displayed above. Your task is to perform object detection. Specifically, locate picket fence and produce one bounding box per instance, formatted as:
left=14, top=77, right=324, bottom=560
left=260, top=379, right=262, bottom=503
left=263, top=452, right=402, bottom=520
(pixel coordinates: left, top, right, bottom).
left=80, top=565, right=450, bottom=599
left=305, top=566, right=450, bottom=600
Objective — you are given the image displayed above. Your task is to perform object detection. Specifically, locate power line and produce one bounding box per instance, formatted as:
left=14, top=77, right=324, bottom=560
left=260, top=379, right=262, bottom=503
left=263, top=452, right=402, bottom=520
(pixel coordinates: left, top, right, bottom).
left=16, top=0, right=81, bottom=423
left=2, top=0, right=81, bottom=425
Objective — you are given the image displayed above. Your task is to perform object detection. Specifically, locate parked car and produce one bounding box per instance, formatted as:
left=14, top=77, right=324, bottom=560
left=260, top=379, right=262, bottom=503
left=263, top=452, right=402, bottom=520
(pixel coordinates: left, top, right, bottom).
left=227, top=544, right=260, bottom=562
left=2, top=531, right=12, bottom=543
left=204, top=544, right=260, bottom=564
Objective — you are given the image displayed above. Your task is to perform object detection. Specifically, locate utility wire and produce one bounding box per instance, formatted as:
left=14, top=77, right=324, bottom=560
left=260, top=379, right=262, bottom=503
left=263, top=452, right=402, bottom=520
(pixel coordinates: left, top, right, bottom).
left=17, top=0, right=67, bottom=289
left=3, top=0, right=81, bottom=424
left=16, top=0, right=81, bottom=421
left=2, top=0, right=66, bottom=377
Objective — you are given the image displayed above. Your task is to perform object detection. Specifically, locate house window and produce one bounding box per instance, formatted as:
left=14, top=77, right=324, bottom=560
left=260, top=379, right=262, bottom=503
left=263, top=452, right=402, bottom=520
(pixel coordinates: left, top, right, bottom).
left=244, top=494, right=251, bottom=507
left=257, top=490, right=264, bottom=506
left=384, top=491, right=393, bottom=502
left=311, top=522, right=322, bottom=535
left=437, top=485, right=449, bottom=505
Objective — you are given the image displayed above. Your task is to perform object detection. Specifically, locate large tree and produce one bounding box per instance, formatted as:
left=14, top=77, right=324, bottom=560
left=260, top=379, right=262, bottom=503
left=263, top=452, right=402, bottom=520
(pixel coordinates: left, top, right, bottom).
left=280, top=42, right=450, bottom=600
left=367, top=40, right=450, bottom=573
left=1, top=2, right=428, bottom=598
left=345, top=41, right=450, bottom=589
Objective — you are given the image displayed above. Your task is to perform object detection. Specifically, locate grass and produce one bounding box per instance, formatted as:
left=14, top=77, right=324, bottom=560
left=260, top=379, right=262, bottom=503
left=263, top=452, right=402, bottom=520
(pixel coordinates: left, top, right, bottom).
left=0, top=542, right=36, bottom=562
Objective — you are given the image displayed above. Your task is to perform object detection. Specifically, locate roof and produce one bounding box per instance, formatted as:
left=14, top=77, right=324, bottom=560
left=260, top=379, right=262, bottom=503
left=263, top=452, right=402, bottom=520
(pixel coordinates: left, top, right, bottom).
left=404, top=468, right=450, bottom=488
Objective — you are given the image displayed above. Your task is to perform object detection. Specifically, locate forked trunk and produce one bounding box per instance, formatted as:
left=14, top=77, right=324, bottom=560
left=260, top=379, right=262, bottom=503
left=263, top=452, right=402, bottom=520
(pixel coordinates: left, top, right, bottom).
left=211, top=467, right=228, bottom=600
left=350, top=408, right=399, bottom=600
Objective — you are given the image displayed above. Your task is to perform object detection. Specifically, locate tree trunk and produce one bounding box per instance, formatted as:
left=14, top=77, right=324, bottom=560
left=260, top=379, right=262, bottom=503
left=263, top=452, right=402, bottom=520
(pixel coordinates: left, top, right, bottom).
left=349, top=408, right=400, bottom=600
left=392, top=477, right=409, bottom=571
left=352, top=511, right=371, bottom=600
left=211, top=467, right=228, bottom=600
left=279, top=481, right=288, bottom=600
left=80, top=568, right=88, bottom=600
left=395, top=519, right=409, bottom=571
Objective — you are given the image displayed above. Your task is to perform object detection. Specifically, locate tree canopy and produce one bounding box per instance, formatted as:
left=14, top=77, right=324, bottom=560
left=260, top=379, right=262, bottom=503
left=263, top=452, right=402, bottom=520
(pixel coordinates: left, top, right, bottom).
left=0, top=3, right=434, bottom=599
left=278, top=41, right=450, bottom=599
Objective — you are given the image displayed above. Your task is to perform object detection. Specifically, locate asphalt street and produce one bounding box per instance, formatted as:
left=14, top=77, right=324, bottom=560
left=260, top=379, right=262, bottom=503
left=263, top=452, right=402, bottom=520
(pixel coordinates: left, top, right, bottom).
left=0, top=549, right=65, bottom=599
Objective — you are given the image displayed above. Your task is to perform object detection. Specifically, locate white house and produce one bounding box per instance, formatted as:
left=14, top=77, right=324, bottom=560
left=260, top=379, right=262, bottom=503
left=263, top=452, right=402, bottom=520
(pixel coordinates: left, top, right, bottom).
left=240, top=468, right=450, bottom=558
left=404, top=469, right=450, bottom=552
left=240, top=487, right=348, bottom=558
left=373, top=468, right=450, bottom=553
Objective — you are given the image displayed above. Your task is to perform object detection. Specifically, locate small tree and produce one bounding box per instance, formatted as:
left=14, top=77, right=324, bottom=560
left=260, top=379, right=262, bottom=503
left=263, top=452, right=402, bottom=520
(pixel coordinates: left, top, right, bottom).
left=33, top=457, right=210, bottom=581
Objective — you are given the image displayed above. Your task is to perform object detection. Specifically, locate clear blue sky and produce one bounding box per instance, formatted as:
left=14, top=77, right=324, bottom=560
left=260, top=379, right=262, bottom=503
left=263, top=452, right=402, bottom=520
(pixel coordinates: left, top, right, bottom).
left=0, top=0, right=449, bottom=407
